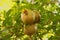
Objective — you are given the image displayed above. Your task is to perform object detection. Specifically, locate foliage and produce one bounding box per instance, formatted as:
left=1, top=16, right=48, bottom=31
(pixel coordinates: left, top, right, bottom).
left=0, top=0, right=60, bottom=40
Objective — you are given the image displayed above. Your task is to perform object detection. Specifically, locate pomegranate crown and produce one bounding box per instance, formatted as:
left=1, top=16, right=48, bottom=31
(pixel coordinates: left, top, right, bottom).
left=23, top=9, right=28, bottom=15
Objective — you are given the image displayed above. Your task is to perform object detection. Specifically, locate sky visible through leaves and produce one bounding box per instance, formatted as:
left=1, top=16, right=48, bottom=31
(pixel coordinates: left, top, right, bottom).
left=0, top=0, right=15, bottom=11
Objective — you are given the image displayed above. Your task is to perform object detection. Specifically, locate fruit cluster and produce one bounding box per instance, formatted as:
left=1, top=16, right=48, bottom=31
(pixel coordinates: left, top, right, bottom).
left=21, top=9, right=40, bottom=36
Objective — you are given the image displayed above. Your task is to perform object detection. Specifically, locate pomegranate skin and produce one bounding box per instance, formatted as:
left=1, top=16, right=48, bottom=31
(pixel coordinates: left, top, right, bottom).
left=24, top=24, right=37, bottom=36
left=21, top=9, right=34, bottom=24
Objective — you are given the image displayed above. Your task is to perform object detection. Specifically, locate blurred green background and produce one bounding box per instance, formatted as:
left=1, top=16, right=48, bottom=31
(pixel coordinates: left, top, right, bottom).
left=0, top=0, right=60, bottom=40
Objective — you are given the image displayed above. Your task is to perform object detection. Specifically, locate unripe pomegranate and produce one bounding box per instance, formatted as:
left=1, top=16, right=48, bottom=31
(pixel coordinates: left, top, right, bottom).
left=24, top=24, right=37, bottom=36
left=21, top=9, right=35, bottom=24
left=33, top=10, right=41, bottom=23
